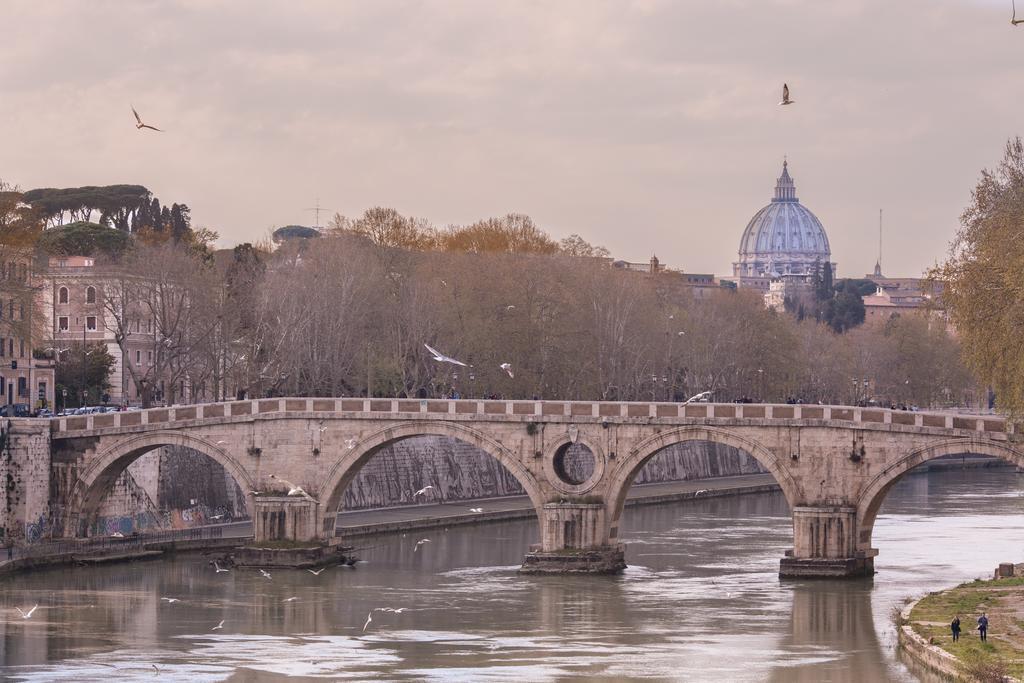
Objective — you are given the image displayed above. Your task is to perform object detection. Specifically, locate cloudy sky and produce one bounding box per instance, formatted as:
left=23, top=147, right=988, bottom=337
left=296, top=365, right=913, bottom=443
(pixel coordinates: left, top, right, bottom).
left=3, top=0, right=1021, bottom=277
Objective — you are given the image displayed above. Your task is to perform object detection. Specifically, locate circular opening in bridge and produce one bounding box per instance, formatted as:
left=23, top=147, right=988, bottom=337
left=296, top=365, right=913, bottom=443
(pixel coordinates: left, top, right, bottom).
left=553, top=442, right=596, bottom=486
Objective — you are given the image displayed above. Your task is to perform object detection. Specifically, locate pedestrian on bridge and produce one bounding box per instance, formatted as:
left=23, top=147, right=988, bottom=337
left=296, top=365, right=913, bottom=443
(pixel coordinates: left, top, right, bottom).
left=950, top=615, right=961, bottom=642
left=978, top=612, right=989, bottom=641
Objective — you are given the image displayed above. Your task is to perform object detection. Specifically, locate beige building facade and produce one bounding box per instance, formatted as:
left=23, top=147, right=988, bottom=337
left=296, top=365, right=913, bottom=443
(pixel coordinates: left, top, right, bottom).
left=0, top=257, right=55, bottom=411
left=43, top=256, right=158, bottom=406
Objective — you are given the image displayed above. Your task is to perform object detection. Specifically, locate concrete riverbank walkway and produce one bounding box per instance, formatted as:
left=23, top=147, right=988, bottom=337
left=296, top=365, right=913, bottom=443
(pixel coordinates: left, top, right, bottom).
left=334, top=473, right=780, bottom=538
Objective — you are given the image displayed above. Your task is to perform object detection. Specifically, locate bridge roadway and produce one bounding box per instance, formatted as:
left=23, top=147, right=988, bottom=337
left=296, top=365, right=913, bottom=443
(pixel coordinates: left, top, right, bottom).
left=18, top=398, right=1024, bottom=577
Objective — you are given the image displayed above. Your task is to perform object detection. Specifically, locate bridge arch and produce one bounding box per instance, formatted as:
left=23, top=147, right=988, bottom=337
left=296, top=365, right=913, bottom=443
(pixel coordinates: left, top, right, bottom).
left=68, top=431, right=256, bottom=538
left=318, top=420, right=546, bottom=536
left=604, top=426, right=799, bottom=532
left=855, top=437, right=1024, bottom=552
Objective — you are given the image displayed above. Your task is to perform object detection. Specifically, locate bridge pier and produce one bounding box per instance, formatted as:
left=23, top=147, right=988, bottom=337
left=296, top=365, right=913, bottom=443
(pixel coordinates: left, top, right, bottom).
left=519, top=502, right=625, bottom=574
left=780, top=506, right=874, bottom=578
left=252, top=496, right=319, bottom=543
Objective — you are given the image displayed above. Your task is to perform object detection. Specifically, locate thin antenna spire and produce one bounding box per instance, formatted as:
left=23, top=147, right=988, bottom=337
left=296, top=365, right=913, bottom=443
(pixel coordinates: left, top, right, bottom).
left=878, top=209, right=883, bottom=270
left=304, top=198, right=330, bottom=229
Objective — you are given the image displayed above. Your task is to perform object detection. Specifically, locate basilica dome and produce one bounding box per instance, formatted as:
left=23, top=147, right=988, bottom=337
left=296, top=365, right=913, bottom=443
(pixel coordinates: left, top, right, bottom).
left=733, top=161, right=834, bottom=279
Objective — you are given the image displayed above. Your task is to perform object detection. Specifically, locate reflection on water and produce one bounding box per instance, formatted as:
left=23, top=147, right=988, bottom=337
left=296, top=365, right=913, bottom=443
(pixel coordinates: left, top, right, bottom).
left=0, top=469, right=1021, bottom=681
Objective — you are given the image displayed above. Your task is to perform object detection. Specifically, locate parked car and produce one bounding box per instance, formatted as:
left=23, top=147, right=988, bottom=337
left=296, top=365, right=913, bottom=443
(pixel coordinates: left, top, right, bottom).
left=0, top=403, right=32, bottom=417
left=35, top=409, right=54, bottom=418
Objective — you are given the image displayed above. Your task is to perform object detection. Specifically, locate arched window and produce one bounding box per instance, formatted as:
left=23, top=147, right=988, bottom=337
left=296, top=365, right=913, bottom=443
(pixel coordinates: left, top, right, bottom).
left=58, top=287, right=69, bottom=304
left=86, top=286, right=96, bottom=304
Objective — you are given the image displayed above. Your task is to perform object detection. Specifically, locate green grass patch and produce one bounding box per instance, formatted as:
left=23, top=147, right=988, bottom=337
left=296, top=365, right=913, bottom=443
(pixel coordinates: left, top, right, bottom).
left=907, top=576, right=1024, bottom=680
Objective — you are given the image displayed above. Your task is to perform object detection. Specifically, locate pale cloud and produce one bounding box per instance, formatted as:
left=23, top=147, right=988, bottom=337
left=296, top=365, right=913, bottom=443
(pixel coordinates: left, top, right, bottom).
left=2, top=0, right=1021, bottom=277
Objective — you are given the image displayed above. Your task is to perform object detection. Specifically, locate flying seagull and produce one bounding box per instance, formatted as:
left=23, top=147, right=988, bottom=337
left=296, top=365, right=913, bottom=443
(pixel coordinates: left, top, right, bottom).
left=413, top=538, right=431, bottom=552
left=260, top=569, right=272, bottom=580
left=283, top=597, right=299, bottom=602
left=779, top=83, right=794, bottom=106
left=307, top=568, right=326, bottom=576
left=362, top=611, right=374, bottom=632
left=132, top=106, right=163, bottom=131
left=506, top=305, right=516, bottom=310
left=15, top=605, right=38, bottom=619
left=413, top=485, right=434, bottom=498
left=213, top=561, right=229, bottom=573
left=683, top=391, right=713, bottom=404
left=694, top=489, right=710, bottom=497
left=500, top=363, right=514, bottom=378
left=469, top=507, right=483, bottom=513
left=1014, top=0, right=1024, bottom=24
left=424, top=343, right=470, bottom=367
left=212, top=620, right=225, bottom=631
left=345, top=438, right=357, bottom=450
left=160, top=597, right=180, bottom=603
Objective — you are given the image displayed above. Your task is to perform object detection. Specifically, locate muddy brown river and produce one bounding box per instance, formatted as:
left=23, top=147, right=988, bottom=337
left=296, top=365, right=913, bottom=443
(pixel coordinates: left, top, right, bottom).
left=1, top=468, right=1021, bottom=681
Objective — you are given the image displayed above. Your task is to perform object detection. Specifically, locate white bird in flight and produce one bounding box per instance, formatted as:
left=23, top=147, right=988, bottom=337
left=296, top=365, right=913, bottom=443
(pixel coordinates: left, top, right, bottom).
left=132, top=106, right=163, bottom=131
left=694, top=489, right=710, bottom=497
left=413, top=485, right=434, bottom=497
left=683, top=391, right=712, bottom=404
left=307, top=568, right=326, bottom=576
left=1014, top=0, right=1024, bottom=24
left=413, top=538, right=431, bottom=552
left=345, top=438, right=357, bottom=450
left=779, top=83, right=794, bottom=106
left=213, top=561, right=229, bottom=573
left=15, top=605, right=38, bottom=619
left=160, top=597, right=180, bottom=603
left=260, top=569, right=272, bottom=580
left=500, top=363, right=514, bottom=378
left=424, top=343, right=470, bottom=367
left=468, top=507, right=483, bottom=513
left=212, top=620, right=225, bottom=631
left=363, top=611, right=374, bottom=632
left=283, top=597, right=299, bottom=602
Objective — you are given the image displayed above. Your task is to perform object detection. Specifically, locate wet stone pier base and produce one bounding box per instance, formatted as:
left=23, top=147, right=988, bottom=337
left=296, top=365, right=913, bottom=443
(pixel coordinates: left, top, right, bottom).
left=519, top=544, right=627, bottom=575
left=778, top=556, right=875, bottom=579
left=233, top=541, right=352, bottom=569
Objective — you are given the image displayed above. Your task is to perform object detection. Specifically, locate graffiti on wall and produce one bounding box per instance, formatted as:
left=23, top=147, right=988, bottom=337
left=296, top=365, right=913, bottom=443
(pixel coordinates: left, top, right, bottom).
left=25, top=513, right=50, bottom=544
left=89, top=504, right=238, bottom=537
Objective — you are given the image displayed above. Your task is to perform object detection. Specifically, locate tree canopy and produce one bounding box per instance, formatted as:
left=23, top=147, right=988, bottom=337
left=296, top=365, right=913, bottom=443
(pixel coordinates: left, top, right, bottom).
left=35, top=221, right=131, bottom=258
left=935, top=137, right=1024, bottom=415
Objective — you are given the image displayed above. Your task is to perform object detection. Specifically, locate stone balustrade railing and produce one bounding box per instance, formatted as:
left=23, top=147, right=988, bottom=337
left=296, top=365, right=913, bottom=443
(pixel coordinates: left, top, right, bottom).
left=49, top=398, right=1014, bottom=438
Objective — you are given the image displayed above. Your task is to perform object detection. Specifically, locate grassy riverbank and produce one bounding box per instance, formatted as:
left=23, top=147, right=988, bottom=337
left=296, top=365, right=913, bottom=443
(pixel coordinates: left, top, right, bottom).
left=906, top=570, right=1024, bottom=680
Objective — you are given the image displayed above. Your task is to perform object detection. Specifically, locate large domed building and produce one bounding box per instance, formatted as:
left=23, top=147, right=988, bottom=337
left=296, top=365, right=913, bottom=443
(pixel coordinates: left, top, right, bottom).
left=732, top=160, right=836, bottom=291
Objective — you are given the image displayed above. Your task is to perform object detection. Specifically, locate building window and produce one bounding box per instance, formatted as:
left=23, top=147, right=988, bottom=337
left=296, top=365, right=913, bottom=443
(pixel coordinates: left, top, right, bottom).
left=19, top=339, right=24, bottom=357
left=86, top=286, right=96, bottom=304
left=0, top=377, right=4, bottom=395
left=58, top=316, right=69, bottom=331
left=7, top=339, right=12, bottom=358
left=136, top=350, right=141, bottom=364
left=58, top=287, right=69, bottom=304
left=0, top=338, right=4, bottom=357
left=86, top=316, right=97, bottom=331
left=147, top=351, right=152, bottom=364
left=17, top=377, right=27, bottom=398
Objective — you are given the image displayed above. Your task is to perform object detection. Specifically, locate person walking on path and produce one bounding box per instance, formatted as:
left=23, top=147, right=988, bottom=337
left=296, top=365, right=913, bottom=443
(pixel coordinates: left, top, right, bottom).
left=978, top=612, right=989, bottom=642
left=951, top=615, right=961, bottom=642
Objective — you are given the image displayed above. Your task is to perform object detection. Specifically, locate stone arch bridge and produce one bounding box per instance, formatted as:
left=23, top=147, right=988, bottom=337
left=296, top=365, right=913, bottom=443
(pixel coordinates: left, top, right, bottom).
left=32, top=397, right=1024, bottom=577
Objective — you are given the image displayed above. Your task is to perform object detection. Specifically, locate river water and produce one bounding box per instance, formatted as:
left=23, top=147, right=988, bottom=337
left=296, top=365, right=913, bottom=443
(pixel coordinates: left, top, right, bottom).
left=1, top=468, right=1022, bottom=682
